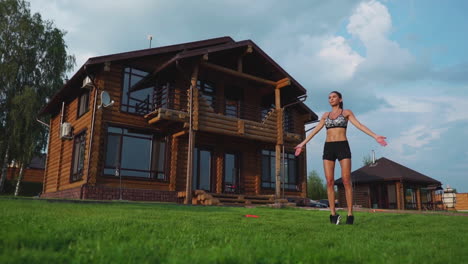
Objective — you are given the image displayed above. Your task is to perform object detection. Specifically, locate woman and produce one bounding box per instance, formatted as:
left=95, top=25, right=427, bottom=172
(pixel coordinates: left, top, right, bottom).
left=294, top=91, right=387, bottom=225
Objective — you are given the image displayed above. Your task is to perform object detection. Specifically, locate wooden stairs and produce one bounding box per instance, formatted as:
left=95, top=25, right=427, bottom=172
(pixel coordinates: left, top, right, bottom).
left=178, top=190, right=292, bottom=206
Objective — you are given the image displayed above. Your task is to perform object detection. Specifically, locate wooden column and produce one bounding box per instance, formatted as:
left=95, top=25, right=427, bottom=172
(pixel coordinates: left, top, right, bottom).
left=275, top=87, right=283, bottom=199
left=396, top=181, right=402, bottom=210
left=184, top=64, right=199, bottom=204
left=169, top=135, right=179, bottom=191
left=215, top=148, right=223, bottom=194
left=416, top=187, right=422, bottom=210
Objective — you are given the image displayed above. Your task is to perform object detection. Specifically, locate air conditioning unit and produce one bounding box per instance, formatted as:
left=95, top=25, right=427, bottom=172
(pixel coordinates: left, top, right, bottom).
left=82, top=76, right=93, bottom=89
left=60, top=122, right=73, bottom=139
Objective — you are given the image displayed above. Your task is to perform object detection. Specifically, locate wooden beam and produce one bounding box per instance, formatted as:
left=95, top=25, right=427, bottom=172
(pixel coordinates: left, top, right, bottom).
left=201, top=61, right=276, bottom=86
left=246, top=45, right=253, bottom=54
left=276, top=78, right=291, bottom=89
left=172, top=130, right=188, bottom=138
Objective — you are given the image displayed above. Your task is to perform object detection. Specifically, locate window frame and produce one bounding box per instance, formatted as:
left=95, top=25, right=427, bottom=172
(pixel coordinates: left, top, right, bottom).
left=102, top=124, right=168, bottom=181
left=261, top=149, right=299, bottom=191
left=70, top=130, right=87, bottom=183
left=77, top=90, right=90, bottom=119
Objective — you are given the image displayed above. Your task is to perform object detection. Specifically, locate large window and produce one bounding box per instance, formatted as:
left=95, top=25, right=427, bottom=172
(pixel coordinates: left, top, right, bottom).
left=71, top=132, right=87, bottom=182
left=261, top=150, right=298, bottom=190
left=405, top=187, right=417, bottom=209
left=77, top=91, right=90, bottom=118
left=103, top=126, right=166, bottom=180
left=283, top=153, right=298, bottom=190
left=121, top=67, right=153, bottom=114
left=197, top=80, right=216, bottom=110
left=262, top=150, right=276, bottom=188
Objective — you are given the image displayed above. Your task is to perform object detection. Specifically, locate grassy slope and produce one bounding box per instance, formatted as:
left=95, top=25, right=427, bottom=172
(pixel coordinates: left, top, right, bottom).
left=1, top=199, right=467, bottom=264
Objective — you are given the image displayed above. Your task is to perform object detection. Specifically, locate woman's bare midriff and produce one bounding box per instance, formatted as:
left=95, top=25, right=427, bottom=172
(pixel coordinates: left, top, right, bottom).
left=326, top=128, right=347, bottom=142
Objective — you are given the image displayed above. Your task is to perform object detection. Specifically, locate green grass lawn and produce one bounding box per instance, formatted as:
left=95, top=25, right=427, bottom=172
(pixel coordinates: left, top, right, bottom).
left=1, top=198, right=467, bottom=264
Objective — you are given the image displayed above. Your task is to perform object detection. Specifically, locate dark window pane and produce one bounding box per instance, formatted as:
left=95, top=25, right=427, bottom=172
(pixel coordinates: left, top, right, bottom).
left=121, top=136, right=151, bottom=171
left=262, top=156, right=270, bottom=182
left=270, top=156, right=276, bottom=183
left=78, top=92, right=89, bottom=117
left=199, top=150, right=211, bottom=191
left=225, top=154, right=235, bottom=184
left=108, top=127, right=122, bottom=134
left=104, top=168, right=115, bottom=175
left=152, top=140, right=166, bottom=178
left=288, top=159, right=296, bottom=184
left=131, top=68, right=149, bottom=77
left=105, top=135, right=120, bottom=167
left=122, top=73, right=130, bottom=112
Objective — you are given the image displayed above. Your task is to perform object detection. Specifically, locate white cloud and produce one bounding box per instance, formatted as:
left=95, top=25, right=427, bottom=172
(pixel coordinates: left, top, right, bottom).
left=347, top=0, right=392, bottom=42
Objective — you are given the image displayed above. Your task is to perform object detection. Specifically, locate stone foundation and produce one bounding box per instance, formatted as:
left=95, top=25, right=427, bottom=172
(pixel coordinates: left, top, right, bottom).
left=41, top=185, right=178, bottom=203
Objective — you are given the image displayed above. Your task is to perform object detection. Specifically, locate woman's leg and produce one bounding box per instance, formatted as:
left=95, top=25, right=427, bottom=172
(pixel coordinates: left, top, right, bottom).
left=339, top=158, right=353, bottom=216
left=323, top=159, right=336, bottom=215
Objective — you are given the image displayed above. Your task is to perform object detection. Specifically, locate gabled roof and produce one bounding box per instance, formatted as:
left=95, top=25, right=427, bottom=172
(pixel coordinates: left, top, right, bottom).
left=335, top=157, right=441, bottom=185
left=40, top=36, right=314, bottom=118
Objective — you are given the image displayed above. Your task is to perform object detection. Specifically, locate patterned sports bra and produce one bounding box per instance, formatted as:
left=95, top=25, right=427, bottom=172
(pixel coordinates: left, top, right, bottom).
left=325, top=109, right=348, bottom=129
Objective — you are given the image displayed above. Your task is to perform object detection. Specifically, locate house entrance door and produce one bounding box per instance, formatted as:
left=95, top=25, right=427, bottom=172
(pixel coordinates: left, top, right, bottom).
left=223, top=153, right=240, bottom=193
left=193, top=148, right=213, bottom=192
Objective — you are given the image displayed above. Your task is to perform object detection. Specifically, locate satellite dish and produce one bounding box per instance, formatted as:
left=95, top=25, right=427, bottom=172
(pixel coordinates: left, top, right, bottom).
left=99, top=91, right=114, bottom=109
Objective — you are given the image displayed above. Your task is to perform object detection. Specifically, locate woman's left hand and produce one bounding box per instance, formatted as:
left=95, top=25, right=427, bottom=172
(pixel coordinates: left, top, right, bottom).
left=375, top=136, right=388, bottom=146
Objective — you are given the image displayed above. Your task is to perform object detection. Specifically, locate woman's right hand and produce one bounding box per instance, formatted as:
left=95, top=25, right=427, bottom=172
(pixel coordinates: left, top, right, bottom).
left=375, top=136, right=388, bottom=146
left=294, top=144, right=304, bottom=156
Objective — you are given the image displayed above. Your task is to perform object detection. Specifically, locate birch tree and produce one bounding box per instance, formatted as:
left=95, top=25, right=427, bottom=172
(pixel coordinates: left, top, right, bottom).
left=0, top=0, right=75, bottom=192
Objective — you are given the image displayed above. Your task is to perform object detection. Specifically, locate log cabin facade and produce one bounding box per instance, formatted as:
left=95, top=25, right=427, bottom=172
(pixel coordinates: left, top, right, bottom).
left=40, top=37, right=318, bottom=204
left=335, top=157, right=442, bottom=210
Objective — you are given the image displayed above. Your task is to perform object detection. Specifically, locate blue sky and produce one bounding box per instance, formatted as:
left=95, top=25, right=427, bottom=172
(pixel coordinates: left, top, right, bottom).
left=30, top=0, right=468, bottom=192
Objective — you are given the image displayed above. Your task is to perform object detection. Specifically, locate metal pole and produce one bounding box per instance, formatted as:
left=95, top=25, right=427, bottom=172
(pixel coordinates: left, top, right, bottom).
left=282, top=144, right=285, bottom=199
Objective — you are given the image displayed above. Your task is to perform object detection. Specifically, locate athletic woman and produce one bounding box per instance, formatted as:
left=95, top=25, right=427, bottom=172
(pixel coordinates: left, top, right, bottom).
left=294, top=91, right=387, bottom=225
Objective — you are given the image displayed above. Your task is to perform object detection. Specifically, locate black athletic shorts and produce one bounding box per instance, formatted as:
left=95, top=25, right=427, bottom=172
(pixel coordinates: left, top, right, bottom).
left=323, top=141, right=351, bottom=161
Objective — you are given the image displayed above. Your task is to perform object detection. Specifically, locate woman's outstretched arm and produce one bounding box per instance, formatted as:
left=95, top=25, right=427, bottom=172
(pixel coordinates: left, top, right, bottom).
left=294, top=113, right=327, bottom=156
left=345, top=109, right=387, bottom=146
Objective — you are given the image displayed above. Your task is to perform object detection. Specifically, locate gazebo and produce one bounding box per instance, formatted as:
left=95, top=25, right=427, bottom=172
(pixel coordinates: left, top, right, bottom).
left=335, top=157, right=441, bottom=210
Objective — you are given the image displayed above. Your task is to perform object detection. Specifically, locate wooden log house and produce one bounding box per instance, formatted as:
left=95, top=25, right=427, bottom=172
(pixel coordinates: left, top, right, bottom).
left=39, top=37, right=318, bottom=205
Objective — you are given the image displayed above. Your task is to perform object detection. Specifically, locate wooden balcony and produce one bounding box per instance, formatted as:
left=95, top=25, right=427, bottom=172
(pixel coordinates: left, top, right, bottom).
left=143, top=87, right=303, bottom=143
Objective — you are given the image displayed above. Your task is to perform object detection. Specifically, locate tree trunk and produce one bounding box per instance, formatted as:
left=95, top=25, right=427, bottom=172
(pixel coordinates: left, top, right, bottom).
left=0, top=147, right=10, bottom=193
left=14, top=163, right=25, bottom=196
